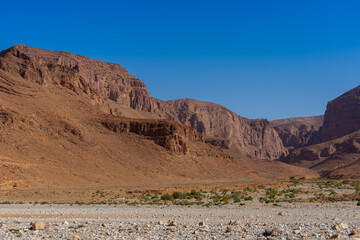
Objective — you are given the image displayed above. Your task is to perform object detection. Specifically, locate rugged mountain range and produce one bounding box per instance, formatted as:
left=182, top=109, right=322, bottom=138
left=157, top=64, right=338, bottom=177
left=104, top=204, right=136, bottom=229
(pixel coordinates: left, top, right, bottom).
left=0, top=45, right=287, bottom=159
left=0, top=45, right=317, bottom=189
left=1, top=44, right=358, bottom=182
left=279, top=85, right=360, bottom=178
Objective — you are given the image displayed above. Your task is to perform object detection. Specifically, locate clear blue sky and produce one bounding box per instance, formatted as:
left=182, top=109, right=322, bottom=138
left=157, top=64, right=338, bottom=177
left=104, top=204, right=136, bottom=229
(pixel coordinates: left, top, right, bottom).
left=1, top=0, right=360, bottom=120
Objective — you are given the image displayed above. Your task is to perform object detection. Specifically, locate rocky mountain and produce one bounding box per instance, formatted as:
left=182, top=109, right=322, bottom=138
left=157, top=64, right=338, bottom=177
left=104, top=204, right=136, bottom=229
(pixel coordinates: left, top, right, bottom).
left=281, top=130, right=360, bottom=178
left=320, top=85, right=360, bottom=142
left=168, top=99, right=287, bottom=159
left=271, top=116, right=323, bottom=150
left=0, top=45, right=287, bottom=159
left=0, top=44, right=317, bottom=189
left=279, top=85, right=360, bottom=178
left=0, top=50, right=261, bottom=188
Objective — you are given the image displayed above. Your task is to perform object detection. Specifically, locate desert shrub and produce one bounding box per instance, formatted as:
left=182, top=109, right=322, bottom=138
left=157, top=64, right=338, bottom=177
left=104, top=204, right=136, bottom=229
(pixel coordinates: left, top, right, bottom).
left=231, top=191, right=242, bottom=200
left=221, top=189, right=229, bottom=194
left=259, top=197, right=270, bottom=203
left=139, top=195, right=150, bottom=200
left=161, top=193, right=173, bottom=201
left=211, top=193, right=222, bottom=203
left=357, top=200, right=360, bottom=206
left=222, top=195, right=232, bottom=204
left=257, top=185, right=265, bottom=189
left=354, top=184, right=360, bottom=192
left=288, top=193, right=295, bottom=199
left=172, top=192, right=186, bottom=199
left=244, top=196, right=253, bottom=201
left=151, top=195, right=159, bottom=199
left=266, top=188, right=278, bottom=199
left=244, top=187, right=252, bottom=192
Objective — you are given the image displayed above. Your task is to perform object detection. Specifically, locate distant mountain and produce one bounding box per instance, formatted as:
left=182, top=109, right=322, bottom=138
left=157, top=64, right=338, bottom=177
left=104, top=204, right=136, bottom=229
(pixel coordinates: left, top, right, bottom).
left=167, top=99, right=287, bottom=159
left=282, top=130, right=360, bottom=178
left=271, top=116, right=323, bottom=150
left=279, top=85, right=360, bottom=178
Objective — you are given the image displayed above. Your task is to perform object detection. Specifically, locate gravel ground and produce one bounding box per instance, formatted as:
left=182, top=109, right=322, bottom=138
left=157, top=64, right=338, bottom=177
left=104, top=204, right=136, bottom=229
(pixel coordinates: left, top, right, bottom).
left=0, top=202, right=359, bottom=239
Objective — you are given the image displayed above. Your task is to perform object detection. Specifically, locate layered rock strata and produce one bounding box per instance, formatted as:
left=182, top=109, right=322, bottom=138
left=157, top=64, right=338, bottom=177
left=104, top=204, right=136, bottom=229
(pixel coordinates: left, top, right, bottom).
left=0, top=45, right=287, bottom=159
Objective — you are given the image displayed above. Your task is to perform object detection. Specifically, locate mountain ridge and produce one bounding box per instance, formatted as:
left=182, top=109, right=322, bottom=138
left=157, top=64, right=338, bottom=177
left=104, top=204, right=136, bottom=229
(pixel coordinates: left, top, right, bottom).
left=0, top=44, right=287, bottom=159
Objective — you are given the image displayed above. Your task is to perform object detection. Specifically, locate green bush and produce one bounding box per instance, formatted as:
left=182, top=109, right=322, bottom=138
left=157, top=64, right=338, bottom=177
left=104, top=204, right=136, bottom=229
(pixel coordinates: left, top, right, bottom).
left=357, top=200, right=360, bottom=206
left=139, top=195, right=150, bottom=200
left=244, top=196, right=253, bottom=201
left=259, top=197, right=270, bottom=203
left=289, top=193, right=295, bottom=199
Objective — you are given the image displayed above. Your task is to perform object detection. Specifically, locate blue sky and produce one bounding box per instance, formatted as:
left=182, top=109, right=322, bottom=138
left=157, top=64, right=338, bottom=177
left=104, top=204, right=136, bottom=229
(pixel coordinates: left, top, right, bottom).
left=1, top=0, right=360, bottom=120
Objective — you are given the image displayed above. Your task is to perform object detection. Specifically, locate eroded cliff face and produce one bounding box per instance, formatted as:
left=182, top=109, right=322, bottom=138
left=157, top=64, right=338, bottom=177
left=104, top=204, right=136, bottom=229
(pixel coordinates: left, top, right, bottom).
left=320, top=85, right=360, bottom=142
left=0, top=45, right=287, bottom=159
left=281, top=130, right=360, bottom=178
left=167, top=99, right=288, bottom=159
left=271, top=116, right=324, bottom=150
left=100, top=118, right=204, bottom=154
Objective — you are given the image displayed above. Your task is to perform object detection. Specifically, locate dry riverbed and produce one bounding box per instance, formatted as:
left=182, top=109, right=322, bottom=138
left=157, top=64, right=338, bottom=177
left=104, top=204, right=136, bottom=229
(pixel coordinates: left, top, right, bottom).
left=0, top=201, right=359, bottom=239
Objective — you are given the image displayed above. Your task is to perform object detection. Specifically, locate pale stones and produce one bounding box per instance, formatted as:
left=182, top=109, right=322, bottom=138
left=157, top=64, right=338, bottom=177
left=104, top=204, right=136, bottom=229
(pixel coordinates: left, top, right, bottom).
left=228, top=220, right=241, bottom=225
left=30, top=222, right=46, bottom=230
left=337, top=222, right=348, bottom=229
left=350, top=229, right=360, bottom=236
left=263, top=228, right=282, bottom=237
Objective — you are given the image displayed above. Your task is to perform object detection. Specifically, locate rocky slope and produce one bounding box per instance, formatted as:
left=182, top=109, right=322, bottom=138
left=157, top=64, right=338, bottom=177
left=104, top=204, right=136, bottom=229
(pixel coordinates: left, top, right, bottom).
left=168, top=99, right=287, bottom=159
left=278, top=85, right=360, bottom=178
left=281, top=130, right=360, bottom=178
left=0, top=56, right=264, bottom=189
left=271, top=116, right=323, bottom=150
left=0, top=44, right=318, bottom=189
left=320, top=85, right=360, bottom=142
left=0, top=45, right=287, bottom=159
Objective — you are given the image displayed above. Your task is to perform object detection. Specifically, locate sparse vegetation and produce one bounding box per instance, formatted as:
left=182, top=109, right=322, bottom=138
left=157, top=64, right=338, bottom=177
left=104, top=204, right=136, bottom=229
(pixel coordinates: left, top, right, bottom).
left=161, top=193, right=173, bottom=201
left=244, top=196, right=253, bottom=201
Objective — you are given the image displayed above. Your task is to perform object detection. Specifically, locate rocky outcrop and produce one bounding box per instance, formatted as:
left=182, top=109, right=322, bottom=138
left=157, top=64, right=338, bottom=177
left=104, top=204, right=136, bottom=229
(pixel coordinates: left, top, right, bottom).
left=167, top=99, right=288, bottom=159
left=101, top=118, right=204, bottom=154
left=320, top=85, right=360, bottom=142
left=0, top=45, right=287, bottom=159
left=281, top=130, right=360, bottom=178
left=271, top=116, right=323, bottom=150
